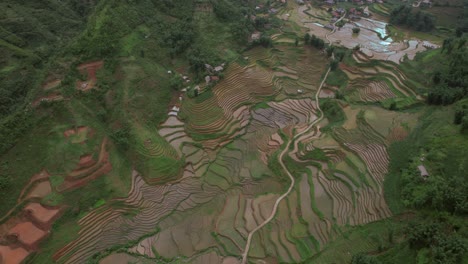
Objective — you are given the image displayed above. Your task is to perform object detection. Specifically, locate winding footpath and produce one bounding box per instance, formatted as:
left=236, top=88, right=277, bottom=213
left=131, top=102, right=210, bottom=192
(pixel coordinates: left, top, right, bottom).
left=240, top=12, right=344, bottom=262
left=241, top=66, right=331, bottom=264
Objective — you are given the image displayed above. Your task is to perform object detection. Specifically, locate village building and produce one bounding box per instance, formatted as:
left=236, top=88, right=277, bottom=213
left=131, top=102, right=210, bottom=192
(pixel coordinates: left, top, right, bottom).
left=417, top=165, right=429, bottom=180
left=251, top=32, right=261, bottom=41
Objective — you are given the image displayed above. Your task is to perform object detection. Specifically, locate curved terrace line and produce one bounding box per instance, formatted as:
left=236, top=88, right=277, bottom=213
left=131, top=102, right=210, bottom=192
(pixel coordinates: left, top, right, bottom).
left=241, top=13, right=343, bottom=263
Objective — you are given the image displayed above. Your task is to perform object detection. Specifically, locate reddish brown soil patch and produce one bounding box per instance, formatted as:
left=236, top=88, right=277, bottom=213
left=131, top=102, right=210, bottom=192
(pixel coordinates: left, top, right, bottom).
left=18, top=170, right=50, bottom=200
left=30, top=170, right=50, bottom=183
left=42, top=79, right=61, bottom=90
left=77, top=154, right=96, bottom=168
left=32, top=93, right=64, bottom=107
left=26, top=181, right=52, bottom=200
left=76, top=61, right=104, bottom=92
left=8, top=222, right=47, bottom=249
left=24, top=203, right=60, bottom=227
left=0, top=245, right=30, bottom=264
left=63, top=129, right=76, bottom=138
left=387, top=126, right=408, bottom=142
left=63, top=126, right=90, bottom=144
left=58, top=138, right=112, bottom=192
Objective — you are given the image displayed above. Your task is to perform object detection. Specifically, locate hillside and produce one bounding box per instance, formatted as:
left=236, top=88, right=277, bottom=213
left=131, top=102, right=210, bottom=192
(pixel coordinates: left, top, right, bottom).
left=0, top=0, right=467, bottom=264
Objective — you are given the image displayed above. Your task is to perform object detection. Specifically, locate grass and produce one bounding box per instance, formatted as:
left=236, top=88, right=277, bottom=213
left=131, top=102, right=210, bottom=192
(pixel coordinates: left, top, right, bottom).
left=325, top=69, right=348, bottom=89
left=308, top=218, right=406, bottom=263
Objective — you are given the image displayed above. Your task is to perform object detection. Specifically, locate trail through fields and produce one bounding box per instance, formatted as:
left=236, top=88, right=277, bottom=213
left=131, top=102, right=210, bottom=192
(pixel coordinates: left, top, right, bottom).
left=241, top=13, right=343, bottom=263
left=241, top=66, right=332, bottom=264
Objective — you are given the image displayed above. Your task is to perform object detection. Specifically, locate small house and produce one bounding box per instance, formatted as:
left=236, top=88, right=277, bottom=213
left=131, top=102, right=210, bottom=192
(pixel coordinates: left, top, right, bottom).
left=417, top=165, right=429, bottom=179
left=251, top=32, right=261, bottom=41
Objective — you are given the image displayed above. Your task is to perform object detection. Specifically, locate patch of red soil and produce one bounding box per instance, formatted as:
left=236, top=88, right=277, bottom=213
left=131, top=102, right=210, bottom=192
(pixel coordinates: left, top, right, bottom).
left=63, top=126, right=90, bottom=144
left=32, top=93, right=64, bottom=107
left=42, top=79, right=61, bottom=90
left=387, top=126, right=408, bottom=142
left=76, top=61, right=104, bottom=92
left=77, top=154, right=96, bottom=168
left=24, top=203, right=60, bottom=227
left=8, top=222, right=47, bottom=250
left=282, top=124, right=294, bottom=139
left=0, top=245, right=30, bottom=264
left=63, top=129, right=76, bottom=138
left=25, top=181, right=52, bottom=200
left=58, top=138, right=112, bottom=192
left=30, top=170, right=50, bottom=183
left=18, top=170, right=50, bottom=202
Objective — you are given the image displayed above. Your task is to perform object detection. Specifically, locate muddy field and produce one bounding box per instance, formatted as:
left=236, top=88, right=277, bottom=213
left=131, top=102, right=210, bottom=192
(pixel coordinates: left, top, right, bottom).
left=293, top=4, right=438, bottom=63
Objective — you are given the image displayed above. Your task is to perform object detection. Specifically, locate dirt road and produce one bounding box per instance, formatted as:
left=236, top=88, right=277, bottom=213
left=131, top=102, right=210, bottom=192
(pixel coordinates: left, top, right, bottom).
left=241, top=66, right=331, bottom=264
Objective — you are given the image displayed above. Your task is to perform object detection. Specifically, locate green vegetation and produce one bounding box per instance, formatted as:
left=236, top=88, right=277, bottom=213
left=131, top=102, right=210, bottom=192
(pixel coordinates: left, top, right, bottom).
left=389, top=6, right=435, bottom=32
left=321, top=100, right=346, bottom=127
left=429, top=37, right=467, bottom=105
left=379, top=106, right=468, bottom=263
left=1, top=1, right=467, bottom=264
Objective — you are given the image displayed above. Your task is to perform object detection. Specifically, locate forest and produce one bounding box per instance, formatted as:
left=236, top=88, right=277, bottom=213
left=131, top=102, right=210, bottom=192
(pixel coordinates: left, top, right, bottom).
left=389, top=6, right=435, bottom=32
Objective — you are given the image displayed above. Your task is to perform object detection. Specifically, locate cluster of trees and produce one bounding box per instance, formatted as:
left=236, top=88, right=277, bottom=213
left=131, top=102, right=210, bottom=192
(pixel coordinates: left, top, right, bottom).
left=304, top=33, right=326, bottom=49
left=428, top=37, right=467, bottom=105
left=321, top=100, right=345, bottom=125
left=0, top=162, right=11, bottom=191
left=407, top=220, right=467, bottom=264
left=454, top=102, right=468, bottom=133
left=381, top=103, right=468, bottom=263
left=389, top=6, right=435, bottom=32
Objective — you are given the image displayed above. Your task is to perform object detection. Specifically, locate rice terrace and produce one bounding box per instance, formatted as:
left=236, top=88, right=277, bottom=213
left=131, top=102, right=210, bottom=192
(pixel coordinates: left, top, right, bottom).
left=0, top=0, right=467, bottom=264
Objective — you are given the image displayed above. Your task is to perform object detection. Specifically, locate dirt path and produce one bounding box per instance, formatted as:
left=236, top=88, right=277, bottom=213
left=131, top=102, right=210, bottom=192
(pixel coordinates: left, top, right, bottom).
left=241, top=66, right=331, bottom=264
left=325, top=12, right=346, bottom=44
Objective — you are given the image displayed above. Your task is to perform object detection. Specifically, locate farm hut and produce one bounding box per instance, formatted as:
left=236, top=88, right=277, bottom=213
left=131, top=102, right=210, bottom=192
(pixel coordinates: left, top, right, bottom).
left=417, top=165, right=429, bottom=179
left=251, top=32, right=261, bottom=41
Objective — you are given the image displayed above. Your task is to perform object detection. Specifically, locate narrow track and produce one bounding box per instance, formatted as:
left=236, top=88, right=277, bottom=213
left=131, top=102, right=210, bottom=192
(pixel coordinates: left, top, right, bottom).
left=241, top=67, right=331, bottom=264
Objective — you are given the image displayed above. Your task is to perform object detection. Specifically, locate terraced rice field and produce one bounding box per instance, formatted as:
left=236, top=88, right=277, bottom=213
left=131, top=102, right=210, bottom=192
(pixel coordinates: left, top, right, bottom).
left=47, top=45, right=418, bottom=263
left=339, top=54, right=422, bottom=107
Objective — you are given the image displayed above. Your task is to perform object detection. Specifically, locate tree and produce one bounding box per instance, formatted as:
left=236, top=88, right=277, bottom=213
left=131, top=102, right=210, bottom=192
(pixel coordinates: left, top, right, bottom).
left=326, top=45, right=335, bottom=57
left=295, top=38, right=299, bottom=46
left=0, top=175, right=11, bottom=190
left=330, top=60, right=338, bottom=71
left=304, top=33, right=311, bottom=44
left=352, top=27, right=361, bottom=34
left=461, top=116, right=468, bottom=134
